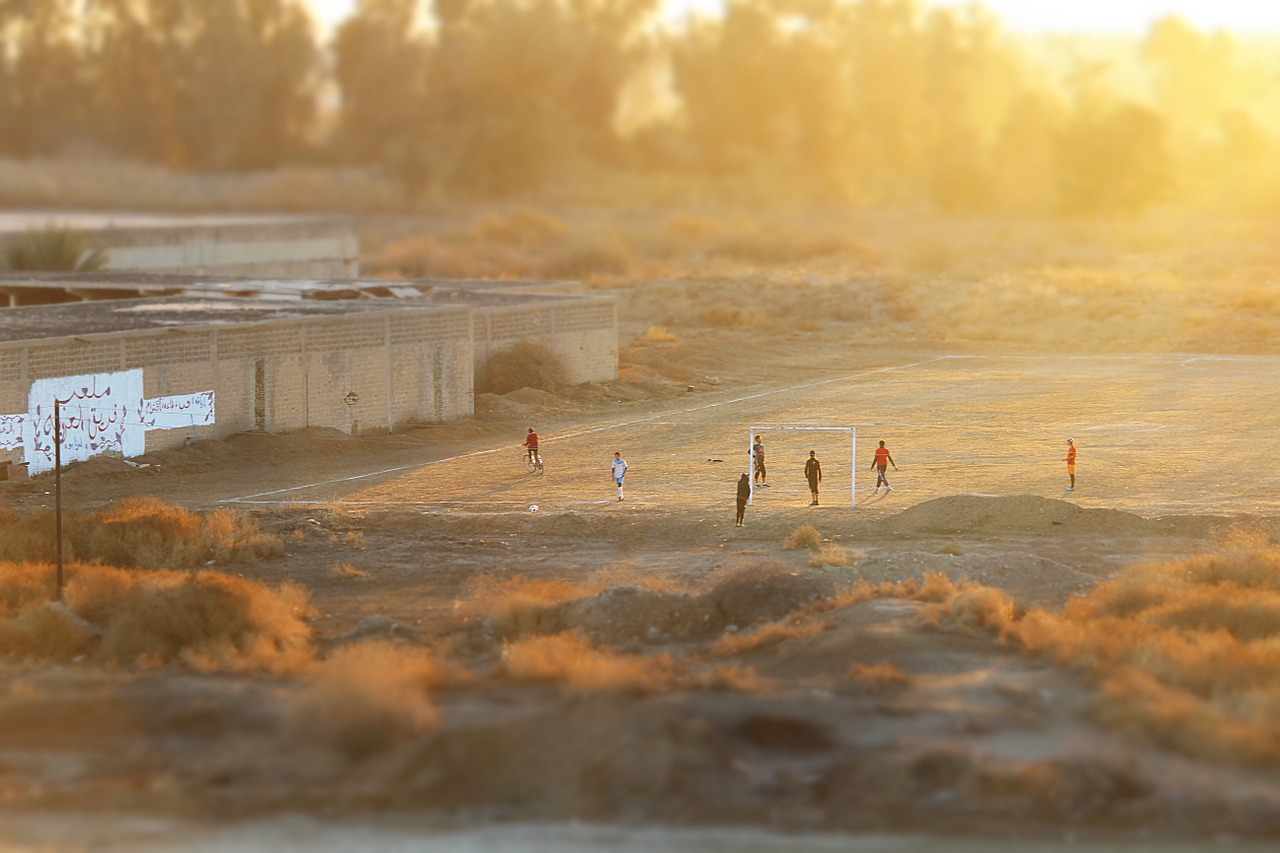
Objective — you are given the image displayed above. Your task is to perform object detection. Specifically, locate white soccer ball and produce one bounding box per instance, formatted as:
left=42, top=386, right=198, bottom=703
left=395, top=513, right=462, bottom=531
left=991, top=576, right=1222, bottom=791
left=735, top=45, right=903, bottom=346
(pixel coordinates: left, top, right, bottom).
left=529, top=504, right=538, bottom=512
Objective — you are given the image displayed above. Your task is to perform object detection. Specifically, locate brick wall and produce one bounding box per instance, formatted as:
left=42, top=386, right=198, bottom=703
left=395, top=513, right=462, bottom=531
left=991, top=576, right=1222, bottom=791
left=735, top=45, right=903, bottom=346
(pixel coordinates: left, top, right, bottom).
left=472, top=297, right=617, bottom=385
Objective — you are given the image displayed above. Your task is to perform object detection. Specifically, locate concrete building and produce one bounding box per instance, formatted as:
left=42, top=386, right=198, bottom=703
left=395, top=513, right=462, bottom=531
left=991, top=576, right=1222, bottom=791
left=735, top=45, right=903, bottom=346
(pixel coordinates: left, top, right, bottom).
left=0, top=275, right=617, bottom=475
left=0, top=212, right=359, bottom=280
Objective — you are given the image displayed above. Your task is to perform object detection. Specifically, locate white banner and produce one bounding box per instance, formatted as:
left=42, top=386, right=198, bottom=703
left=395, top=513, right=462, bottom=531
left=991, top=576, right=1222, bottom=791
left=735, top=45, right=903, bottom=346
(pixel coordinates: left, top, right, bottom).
left=139, top=391, right=216, bottom=430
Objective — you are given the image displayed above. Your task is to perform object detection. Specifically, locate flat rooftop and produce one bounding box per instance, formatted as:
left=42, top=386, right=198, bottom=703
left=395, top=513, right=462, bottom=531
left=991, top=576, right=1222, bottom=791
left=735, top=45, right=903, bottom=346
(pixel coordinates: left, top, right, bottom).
left=0, top=275, right=597, bottom=342
left=0, top=211, right=349, bottom=235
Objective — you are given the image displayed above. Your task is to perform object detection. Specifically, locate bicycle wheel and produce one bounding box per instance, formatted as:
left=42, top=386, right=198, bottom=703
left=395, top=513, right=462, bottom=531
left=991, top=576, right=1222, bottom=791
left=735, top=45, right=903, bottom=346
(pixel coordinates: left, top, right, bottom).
left=522, top=453, right=538, bottom=474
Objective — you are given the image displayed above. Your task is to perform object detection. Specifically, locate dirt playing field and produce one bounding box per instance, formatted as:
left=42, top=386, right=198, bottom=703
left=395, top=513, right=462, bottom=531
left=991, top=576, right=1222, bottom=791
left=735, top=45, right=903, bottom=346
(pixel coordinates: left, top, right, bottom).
left=4, top=259, right=1280, bottom=849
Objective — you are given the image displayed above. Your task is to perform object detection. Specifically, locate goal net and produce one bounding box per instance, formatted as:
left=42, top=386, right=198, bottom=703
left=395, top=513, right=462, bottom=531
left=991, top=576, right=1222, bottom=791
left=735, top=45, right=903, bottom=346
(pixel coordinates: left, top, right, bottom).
left=748, top=426, right=857, bottom=506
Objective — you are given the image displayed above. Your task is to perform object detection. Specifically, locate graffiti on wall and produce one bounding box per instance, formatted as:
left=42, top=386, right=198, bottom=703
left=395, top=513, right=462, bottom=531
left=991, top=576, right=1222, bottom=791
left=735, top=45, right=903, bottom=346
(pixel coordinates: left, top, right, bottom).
left=1, top=368, right=215, bottom=474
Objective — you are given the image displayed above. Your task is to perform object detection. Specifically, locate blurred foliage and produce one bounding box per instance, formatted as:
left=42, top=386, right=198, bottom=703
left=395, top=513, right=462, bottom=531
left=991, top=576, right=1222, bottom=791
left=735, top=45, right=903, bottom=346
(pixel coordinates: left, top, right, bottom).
left=2, top=0, right=1280, bottom=215
left=1, top=226, right=108, bottom=272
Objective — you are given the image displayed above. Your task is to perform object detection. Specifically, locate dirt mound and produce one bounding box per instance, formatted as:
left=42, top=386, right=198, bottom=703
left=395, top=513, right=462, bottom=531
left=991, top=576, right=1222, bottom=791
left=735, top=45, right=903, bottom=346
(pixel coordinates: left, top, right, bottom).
left=504, top=387, right=560, bottom=407
left=555, top=586, right=713, bottom=646
left=704, top=561, right=836, bottom=627
left=885, top=495, right=1155, bottom=537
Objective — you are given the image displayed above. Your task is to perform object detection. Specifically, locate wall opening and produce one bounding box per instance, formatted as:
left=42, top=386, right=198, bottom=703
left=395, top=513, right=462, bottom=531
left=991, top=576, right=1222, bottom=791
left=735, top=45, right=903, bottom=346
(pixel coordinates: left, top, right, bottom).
left=254, top=359, right=266, bottom=431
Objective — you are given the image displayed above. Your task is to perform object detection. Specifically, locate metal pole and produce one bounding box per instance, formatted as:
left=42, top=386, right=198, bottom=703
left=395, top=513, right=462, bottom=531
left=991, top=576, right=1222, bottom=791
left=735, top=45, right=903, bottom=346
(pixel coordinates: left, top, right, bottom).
left=747, top=427, right=754, bottom=506
left=53, top=398, right=64, bottom=602
left=850, top=428, right=857, bottom=507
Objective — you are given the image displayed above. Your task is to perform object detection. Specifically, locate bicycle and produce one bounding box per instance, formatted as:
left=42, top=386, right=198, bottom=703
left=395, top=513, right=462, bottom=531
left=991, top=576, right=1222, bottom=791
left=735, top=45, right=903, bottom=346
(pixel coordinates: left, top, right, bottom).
left=521, top=449, right=545, bottom=475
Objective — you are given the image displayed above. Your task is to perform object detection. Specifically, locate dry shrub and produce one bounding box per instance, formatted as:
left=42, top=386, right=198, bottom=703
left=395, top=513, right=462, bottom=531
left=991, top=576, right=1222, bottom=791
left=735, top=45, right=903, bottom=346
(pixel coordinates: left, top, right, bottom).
left=77, top=497, right=283, bottom=569
left=784, top=524, right=823, bottom=551
left=641, top=325, right=678, bottom=343
left=699, top=303, right=765, bottom=328
left=663, top=214, right=727, bottom=244
left=845, top=662, right=912, bottom=691
left=0, top=508, right=59, bottom=563
left=921, top=584, right=1019, bottom=636
left=0, top=601, right=97, bottom=661
left=0, top=561, right=312, bottom=671
left=0, top=498, right=282, bottom=569
left=684, top=664, right=769, bottom=693
left=295, top=640, right=443, bottom=759
left=708, top=225, right=858, bottom=266
left=536, top=230, right=635, bottom=279
left=501, top=631, right=675, bottom=692
left=711, top=615, right=826, bottom=656
left=460, top=575, right=583, bottom=640
left=331, top=562, right=368, bottom=580
left=810, top=543, right=856, bottom=568
left=469, top=208, right=567, bottom=248
left=1007, top=538, right=1280, bottom=765
left=477, top=340, right=567, bottom=395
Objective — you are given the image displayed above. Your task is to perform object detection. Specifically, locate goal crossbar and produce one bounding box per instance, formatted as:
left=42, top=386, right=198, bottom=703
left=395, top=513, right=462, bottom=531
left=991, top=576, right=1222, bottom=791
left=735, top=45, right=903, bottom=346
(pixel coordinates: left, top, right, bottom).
left=748, top=426, right=856, bottom=506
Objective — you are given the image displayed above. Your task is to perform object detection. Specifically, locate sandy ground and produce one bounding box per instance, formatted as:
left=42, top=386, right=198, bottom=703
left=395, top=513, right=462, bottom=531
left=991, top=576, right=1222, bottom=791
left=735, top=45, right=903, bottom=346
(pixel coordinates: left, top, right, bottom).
left=3, top=322, right=1280, bottom=848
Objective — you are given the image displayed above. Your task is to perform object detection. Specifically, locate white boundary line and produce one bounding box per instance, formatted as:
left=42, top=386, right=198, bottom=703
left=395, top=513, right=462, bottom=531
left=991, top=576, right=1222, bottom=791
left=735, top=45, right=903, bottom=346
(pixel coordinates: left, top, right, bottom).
left=222, top=356, right=947, bottom=505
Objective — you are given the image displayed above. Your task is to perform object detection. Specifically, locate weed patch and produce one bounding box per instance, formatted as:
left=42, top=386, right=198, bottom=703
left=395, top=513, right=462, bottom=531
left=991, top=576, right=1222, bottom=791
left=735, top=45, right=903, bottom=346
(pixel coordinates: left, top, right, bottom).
left=0, top=561, right=312, bottom=671
left=501, top=631, right=675, bottom=692
left=784, top=524, right=823, bottom=550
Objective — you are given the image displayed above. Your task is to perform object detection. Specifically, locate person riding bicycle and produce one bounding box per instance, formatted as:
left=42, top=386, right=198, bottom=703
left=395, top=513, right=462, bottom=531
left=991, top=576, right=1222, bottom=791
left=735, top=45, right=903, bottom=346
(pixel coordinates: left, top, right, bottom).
left=524, top=428, right=541, bottom=465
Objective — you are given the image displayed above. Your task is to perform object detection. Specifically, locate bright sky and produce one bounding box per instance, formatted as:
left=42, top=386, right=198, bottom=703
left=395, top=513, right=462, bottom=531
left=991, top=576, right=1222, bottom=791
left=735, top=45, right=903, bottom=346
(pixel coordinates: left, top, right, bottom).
left=308, top=0, right=1280, bottom=34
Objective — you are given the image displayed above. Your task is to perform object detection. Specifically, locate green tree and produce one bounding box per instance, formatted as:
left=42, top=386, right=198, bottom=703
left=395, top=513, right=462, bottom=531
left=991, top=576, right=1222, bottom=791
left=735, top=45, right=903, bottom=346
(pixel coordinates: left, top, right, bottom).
left=92, top=0, right=321, bottom=170
left=332, top=0, right=432, bottom=169
left=0, top=0, right=90, bottom=156
left=1058, top=97, right=1174, bottom=217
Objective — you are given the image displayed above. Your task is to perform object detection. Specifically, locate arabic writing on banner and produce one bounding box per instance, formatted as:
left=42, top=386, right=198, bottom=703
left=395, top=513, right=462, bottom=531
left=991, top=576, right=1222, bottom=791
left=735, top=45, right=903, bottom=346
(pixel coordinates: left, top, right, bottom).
left=1, top=369, right=216, bottom=474
left=139, top=390, right=216, bottom=429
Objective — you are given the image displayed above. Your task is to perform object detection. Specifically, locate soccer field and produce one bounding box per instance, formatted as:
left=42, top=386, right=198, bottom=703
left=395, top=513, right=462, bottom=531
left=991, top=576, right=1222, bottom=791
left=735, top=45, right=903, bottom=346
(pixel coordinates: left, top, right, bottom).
left=239, top=354, right=1280, bottom=518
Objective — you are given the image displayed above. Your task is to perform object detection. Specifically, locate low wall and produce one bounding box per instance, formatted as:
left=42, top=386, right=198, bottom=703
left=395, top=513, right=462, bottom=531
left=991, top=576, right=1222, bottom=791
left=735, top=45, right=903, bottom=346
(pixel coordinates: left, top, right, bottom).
left=0, top=306, right=473, bottom=471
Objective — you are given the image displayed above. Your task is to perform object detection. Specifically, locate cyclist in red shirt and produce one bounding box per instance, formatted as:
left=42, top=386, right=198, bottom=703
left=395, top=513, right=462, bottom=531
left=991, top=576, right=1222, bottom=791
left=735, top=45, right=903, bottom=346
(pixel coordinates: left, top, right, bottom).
left=524, top=428, right=541, bottom=465
left=870, top=440, right=897, bottom=493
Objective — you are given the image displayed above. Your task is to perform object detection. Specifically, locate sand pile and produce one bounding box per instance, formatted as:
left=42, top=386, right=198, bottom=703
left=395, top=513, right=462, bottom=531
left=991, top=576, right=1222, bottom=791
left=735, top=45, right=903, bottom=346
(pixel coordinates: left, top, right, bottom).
left=537, top=563, right=837, bottom=647
left=885, top=495, right=1155, bottom=537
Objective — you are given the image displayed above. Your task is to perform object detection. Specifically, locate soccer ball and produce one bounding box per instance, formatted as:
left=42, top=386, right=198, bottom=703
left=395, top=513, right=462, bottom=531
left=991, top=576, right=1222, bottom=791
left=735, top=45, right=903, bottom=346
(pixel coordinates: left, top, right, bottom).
left=529, top=504, right=538, bottom=512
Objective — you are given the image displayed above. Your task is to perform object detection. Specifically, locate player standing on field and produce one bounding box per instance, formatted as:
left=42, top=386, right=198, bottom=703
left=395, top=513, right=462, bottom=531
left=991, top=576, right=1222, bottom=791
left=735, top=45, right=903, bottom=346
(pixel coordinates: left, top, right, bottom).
left=1064, top=438, right=1076, bottom=491
left=871, top=440, right=896, bottom=493
left=611, top=451, right=628, bottom=501
left=735, top=473, right=751, bottom=526
left=805, top=450, right=822, bottom=506
left=752, top=435, right=768, bottom=488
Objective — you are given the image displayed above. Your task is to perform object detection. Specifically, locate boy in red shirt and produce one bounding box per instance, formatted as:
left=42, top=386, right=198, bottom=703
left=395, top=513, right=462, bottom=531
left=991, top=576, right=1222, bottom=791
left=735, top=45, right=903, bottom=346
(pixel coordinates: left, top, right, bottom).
left=1065, top=438, right=1076, bottom=491
left=524, top=428, right=541, bottom=465
left=870, top=440, right=896, bottom=493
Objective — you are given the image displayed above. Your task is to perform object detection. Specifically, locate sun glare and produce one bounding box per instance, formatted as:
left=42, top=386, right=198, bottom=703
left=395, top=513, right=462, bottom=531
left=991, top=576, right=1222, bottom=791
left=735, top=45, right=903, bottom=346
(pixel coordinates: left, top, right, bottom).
left=307, top=0, right=1280, bottom=34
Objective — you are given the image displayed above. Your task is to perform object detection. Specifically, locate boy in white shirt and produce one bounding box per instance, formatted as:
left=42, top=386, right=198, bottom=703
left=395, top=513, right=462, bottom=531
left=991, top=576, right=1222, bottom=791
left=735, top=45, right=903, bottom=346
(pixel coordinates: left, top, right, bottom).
left=611, top=452, right=628, bottom=501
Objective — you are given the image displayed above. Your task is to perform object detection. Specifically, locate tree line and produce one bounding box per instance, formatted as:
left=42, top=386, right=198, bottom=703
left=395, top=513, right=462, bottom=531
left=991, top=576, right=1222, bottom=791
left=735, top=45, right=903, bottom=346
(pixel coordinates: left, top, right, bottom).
left=2, top=0, right=1278, bottom=215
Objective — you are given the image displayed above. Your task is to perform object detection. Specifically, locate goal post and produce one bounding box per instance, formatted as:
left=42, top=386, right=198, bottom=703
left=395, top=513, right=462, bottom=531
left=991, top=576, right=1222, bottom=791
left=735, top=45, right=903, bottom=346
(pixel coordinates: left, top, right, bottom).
left=748, top=426, right=856, bottom=506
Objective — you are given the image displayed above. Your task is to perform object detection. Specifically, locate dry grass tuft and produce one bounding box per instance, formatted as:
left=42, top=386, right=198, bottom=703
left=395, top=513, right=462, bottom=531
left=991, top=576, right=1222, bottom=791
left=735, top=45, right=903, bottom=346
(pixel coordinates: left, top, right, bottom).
left=683, top=664, right=770, bottom=693
left=331, top=562, right=369, bottom=580
left=921, top=584, right=1020, bottom=636
left=0, top=560, right=313, bottom=671
left=641, top=325, right=678, bottom=343
left=459, top=575, right=584, bottom=640
left=501, top=631, right=675, bottom=692
left=845, top=662, right=913, bottom=691
left=477, top=340, right=567, bottom=395
left=0, top=498, right=283, bottom=569
left=711, top=615, right=826, bottom=656
left=810, top=543, right=856, bottom=568
left=295, top=640, right=444, bottom=759
left=784, top=524, right=823, bottom=551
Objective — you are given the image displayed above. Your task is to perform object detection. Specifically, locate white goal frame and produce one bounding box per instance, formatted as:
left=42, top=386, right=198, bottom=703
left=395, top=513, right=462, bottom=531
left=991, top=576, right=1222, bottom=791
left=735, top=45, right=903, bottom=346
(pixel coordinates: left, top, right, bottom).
left=748, top=426, right=856, bottom=506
